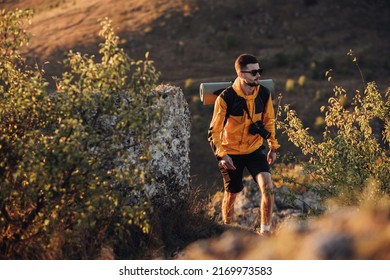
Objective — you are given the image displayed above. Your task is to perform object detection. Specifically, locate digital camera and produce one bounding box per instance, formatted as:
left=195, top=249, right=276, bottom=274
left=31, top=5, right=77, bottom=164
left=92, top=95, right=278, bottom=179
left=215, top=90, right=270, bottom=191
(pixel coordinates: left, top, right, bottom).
left=249, top=121, right=271, bottom=139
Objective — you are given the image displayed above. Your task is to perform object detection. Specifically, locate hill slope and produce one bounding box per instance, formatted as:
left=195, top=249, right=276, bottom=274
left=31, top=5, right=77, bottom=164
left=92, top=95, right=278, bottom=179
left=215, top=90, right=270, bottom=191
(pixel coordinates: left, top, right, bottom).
left=2, top=0, right=390, bottom=189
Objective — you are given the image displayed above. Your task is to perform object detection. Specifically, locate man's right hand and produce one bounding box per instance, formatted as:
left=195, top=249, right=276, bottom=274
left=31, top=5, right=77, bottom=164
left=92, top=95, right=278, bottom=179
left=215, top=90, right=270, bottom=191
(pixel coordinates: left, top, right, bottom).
left=218, top=155, right=236, bottom=170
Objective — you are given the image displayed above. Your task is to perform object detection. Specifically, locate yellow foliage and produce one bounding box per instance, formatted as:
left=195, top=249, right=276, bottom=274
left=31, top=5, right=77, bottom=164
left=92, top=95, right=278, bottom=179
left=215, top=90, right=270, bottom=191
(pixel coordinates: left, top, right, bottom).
left=285, top=79, right=295, bottom=92
left=298, top=75, right=306, bottom=87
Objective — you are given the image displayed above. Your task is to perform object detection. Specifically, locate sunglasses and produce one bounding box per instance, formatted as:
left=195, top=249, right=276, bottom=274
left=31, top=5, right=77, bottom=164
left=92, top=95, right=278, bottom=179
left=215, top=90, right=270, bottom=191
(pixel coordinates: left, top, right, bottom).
left=241, top=68, right=263, bottom=76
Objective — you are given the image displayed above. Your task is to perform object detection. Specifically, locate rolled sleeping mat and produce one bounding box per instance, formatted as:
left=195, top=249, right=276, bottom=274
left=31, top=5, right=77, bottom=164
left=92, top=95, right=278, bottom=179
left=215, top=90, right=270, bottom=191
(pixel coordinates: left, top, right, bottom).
left=199, top=79, right=274, bottom=105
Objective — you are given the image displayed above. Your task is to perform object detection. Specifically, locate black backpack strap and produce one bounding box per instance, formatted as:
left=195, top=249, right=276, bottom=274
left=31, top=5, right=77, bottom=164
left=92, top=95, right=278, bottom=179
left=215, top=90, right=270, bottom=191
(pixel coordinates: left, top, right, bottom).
left=224, top=85, right=270, bottom=120
left=256, top=85, right=270, bottom=117
left=220, top=86, right=247, bottom=119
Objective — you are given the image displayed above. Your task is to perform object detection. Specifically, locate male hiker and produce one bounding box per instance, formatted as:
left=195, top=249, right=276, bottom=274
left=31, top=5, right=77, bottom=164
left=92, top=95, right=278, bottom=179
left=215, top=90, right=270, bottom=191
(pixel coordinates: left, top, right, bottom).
left=208, top=53, right=280, bottom=236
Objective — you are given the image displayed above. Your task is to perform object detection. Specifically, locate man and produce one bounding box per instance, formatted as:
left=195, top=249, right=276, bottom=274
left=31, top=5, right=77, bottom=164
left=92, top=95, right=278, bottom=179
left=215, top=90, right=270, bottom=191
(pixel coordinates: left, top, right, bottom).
left=208, top=53, right=280, bottom=236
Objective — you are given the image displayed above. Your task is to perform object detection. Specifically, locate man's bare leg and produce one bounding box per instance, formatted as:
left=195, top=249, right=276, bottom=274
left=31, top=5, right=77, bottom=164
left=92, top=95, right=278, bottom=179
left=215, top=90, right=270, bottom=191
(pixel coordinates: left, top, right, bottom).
left=222, top=191, right=237, bottom=224
left=256, top=172, right=274, bottom=234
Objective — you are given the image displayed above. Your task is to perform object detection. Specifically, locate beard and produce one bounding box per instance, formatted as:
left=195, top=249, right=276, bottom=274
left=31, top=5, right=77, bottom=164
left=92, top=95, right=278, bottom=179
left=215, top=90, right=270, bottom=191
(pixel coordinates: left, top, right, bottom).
left=244, top=80, right=259, bottom=87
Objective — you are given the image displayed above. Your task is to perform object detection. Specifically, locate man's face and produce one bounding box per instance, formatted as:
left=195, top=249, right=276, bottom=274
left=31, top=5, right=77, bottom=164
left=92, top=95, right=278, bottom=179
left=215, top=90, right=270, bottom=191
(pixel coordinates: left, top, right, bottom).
left=239, top=63, right=262, bottom=87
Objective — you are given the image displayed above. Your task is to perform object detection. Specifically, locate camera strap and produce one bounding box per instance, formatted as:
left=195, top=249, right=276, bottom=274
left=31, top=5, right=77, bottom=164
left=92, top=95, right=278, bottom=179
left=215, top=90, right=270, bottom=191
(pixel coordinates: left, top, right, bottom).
left=243, top=102, right=264, bottom=125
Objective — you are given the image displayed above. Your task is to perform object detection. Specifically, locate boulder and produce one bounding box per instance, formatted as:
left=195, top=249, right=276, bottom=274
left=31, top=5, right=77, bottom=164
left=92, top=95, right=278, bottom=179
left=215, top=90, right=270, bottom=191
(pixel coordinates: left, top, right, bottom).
left=146, top=85, right=191, bottom=207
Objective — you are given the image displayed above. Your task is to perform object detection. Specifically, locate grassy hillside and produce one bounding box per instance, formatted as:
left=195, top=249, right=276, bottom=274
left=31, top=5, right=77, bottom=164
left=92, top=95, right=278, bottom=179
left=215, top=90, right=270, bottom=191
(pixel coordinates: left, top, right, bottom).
left=1, top=0, right=390, bottom=191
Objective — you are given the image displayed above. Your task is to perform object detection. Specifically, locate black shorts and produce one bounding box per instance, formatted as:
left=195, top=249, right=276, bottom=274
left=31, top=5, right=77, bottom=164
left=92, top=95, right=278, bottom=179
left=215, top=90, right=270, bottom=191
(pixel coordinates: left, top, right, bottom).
left=219, top=147, right=270, bottom=193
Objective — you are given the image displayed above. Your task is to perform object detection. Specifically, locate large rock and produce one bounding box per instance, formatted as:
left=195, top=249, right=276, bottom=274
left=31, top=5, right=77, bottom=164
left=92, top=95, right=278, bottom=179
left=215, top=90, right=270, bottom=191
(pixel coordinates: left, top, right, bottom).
left=146, top=85, right=191, bottom=207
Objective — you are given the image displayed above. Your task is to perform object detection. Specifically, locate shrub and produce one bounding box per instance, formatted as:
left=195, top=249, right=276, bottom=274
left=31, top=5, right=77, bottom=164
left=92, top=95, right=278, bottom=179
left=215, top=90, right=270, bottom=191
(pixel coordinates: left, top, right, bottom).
left=298, top=75, right=306, bottom=87
left=0, top=10, right=160, bottom=259
left=285, top=78, right=295, bottom=92
left=277, top=51, right=390, bottom=206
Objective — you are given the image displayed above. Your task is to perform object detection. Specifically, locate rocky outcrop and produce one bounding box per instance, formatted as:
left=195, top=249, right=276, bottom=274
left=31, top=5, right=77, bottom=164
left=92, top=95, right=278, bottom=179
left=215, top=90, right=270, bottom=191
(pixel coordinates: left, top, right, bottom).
left=146, top=85, right=191, bottom=207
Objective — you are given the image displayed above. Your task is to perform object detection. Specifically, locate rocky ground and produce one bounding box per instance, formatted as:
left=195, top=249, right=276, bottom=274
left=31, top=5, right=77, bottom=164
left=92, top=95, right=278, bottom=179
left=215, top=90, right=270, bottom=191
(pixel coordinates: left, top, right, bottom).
left=207, top=176, right=323, bottom=234
left=177, top=179, right=390, bottom=259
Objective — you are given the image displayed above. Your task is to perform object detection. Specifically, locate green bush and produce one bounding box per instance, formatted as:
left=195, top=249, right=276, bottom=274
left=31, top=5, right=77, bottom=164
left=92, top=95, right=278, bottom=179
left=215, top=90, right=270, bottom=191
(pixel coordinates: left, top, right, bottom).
left=278, top=52, right=390, bottom=206
left=0, top=10, right=160, bottom=259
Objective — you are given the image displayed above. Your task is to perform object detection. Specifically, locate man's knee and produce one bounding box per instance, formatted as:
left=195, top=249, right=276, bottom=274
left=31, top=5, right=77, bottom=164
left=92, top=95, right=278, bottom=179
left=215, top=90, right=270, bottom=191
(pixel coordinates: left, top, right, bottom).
left=261, top=184, right=274, bottom=197
left=224, top=191, right=238, bottom=201
left=256, top=174, right=274, bottom=196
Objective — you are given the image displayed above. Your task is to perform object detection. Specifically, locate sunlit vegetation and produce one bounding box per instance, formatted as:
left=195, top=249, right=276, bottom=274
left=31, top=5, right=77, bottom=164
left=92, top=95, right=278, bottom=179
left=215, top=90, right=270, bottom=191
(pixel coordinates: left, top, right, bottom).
left=0, top=9, right=160, bottom=259
left=277, top=51, right=390, bottom=207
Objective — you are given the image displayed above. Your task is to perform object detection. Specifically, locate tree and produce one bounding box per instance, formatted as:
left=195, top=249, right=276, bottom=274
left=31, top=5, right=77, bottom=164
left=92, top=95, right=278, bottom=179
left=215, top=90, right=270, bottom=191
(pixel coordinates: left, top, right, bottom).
left=1, top=9, right=160, bottom=259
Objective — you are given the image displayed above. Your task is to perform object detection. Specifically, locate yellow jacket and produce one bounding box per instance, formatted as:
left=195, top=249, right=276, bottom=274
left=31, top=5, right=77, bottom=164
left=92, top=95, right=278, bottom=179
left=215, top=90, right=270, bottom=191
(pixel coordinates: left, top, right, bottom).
left=208, top=78, right=280, bottom=159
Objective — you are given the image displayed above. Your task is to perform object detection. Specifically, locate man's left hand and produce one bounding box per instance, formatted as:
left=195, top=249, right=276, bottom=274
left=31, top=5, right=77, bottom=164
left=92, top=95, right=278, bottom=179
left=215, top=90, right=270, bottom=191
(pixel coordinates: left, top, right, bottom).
left=267, top=150, right=277, bottom=165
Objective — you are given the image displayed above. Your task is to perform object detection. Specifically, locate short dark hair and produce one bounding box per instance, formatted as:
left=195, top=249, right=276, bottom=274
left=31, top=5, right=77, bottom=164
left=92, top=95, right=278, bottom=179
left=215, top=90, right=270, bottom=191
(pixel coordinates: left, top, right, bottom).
left=235, top=54, right=259, bottom=72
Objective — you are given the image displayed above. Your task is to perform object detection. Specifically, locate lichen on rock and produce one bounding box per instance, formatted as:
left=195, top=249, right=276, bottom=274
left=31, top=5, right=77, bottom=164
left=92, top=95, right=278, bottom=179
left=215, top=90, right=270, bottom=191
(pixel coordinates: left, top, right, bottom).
left=145, top=85, right=191, bottom=207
